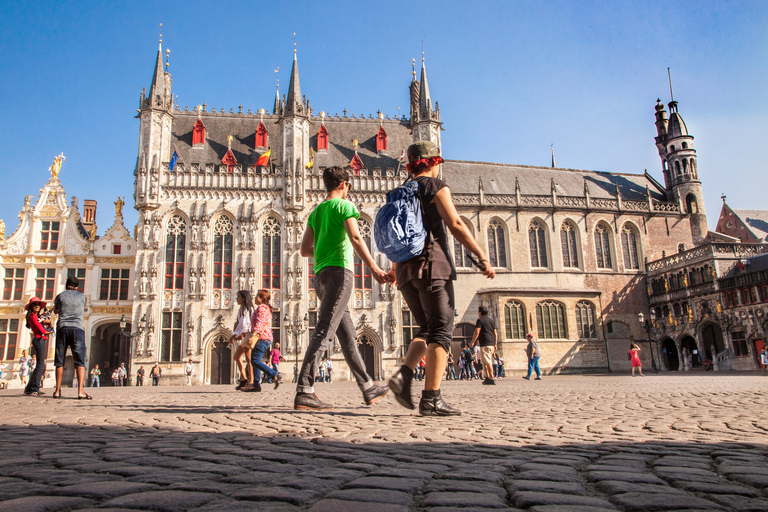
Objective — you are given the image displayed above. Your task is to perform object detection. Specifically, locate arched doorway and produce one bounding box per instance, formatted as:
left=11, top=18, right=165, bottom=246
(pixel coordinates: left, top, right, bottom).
left=356, top=333, right=378, bottom=381
left=680, top=336, right=698, bottom=368
left=209, top=335, right=232, bottom=385
left=90, top=322, right=128, bottom=386
left=451, top=323, right=475, bottom=375
left=701, top=322, right=725, bottom=360
left=662, top=338, right=679, bottom=371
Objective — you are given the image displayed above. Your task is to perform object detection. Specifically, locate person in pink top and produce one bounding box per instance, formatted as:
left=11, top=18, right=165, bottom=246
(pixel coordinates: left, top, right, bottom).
left=269, top=341, right=286, bottom=383
left=249, top=289, right=282, bottom=390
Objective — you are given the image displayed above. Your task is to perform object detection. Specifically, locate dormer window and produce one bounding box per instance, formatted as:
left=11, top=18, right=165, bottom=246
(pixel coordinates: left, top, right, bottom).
left=192, top=119, right=206, bottom=147
left=255, top=122, right=268, bottom=148
left=376, top=126, right=388, bottom=153
left=317, top=124, right=328, bottom=151
left=350, top=153, right=364, bottom=173
left=40, top=221, right=60, bottom=250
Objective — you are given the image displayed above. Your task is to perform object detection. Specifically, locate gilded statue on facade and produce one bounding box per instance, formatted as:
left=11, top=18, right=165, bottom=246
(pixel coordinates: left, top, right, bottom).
left=89, top=223, right=98, bottom=241
left=49, top=153, right=65, bottom=178
left=0, top=219, right=5, bottom=240
left=115, top=197, right=125, bottom=216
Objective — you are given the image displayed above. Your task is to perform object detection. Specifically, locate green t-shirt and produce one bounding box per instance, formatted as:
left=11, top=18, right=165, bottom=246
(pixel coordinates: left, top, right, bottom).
left=307, top=198, right=359, bottom=275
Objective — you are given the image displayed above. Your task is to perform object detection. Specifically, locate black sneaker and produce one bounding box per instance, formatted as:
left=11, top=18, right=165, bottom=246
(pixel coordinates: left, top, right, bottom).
left=235, top=379, right=247, bottom=390
left=362, top=384, right=389, bottom=406
left=274, top=373, right=283, bottom=390
left=294, top=392, right=334, bottom=411
left=482, top=378, right=495, bottom=385
left=534, top=377, right=542, bottom=380
left=243, top=382, right=262, bottom=392
left=522, top=376, right=530, bottom=380
left=418, top=391, right=461, bottom=416
left=388, top=369, right=414, bottom=410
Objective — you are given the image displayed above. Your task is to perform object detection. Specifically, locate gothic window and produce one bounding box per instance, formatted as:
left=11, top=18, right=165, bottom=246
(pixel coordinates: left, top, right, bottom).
left=67, top=268, right=86, bottom=293
left=165, top=215, right=187, bottom=290
left=682, top=142, right=688, bottom=149
left=402, top=309, right=420, bottom=353
left=673, top=303, right=681, bottom=316
left=675, top=161, right=681, bottom=175
left=40, top=221, right=60, bottom=250
left=536, top=301, right=567, bottom=339
left=376, top=126, right=388, bottom=152
left=161, top=311, right=183, bottom=362
left=487, top=219, right=507, bottom=268
left=192, top=118, right=205, bottom=146
left=307, top=258, right=317, bottom=310
left=255, top=122, right=268, bottom=148
left=354, top=219, right=373, bottom=308
left=594, top=223, right=613, bottom=269
left=212, top=216, right=234, bottom=292
left=100, top=269, right=130, bottom=300
left=317, top=124, right=328, bottom=151
left=504, top=300, right=526, bottom=340
left=262, top=216, right=281, bottom=291
left=560, top=222, right=579, bottom=268
left=575, top=301, right=597, bottom=339
left=621, top=225, right=640, bottom=270
left=731, top=330, right=748, bottom=357
left=3, top=268, right=24, bottom=300
left=0, top=318, right=19, bottom=361
left=271, top=311, right=281, bottom=348
left=35, top=268, right=56, bottom=301
left=454, top=218, right=474, bottom=268
left=528, top=220, right=548, bottom=268
left=686, top=194, right=698, bottom=214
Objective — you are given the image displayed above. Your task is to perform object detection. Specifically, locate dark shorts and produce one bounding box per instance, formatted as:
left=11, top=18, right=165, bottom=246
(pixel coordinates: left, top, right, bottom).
left=54, top=327, right=86, bottom=368
left=398, top=278, right=455, bottom=352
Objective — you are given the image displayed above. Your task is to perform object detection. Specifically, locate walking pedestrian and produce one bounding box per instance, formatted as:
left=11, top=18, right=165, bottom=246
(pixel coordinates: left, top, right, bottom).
left=231, top=290, right=255, bottom=391
left=52, top=276, right=90, bottom=399
left=446, top=353, right=457, bottom=380
left=150, top=363, right=162, bottom=386
left=325, top=356, right=333, bottom=383
left=270, top=342, right=285, bottom=380
left=630, top=342, right=644, bottom=376
left=417, top=357, right=426, bottom=381
left=473, top=342, right=483, bottom=380
left=19, top=350, right=29, bottom=386
left=387, top=141, right=495, bottom=416
left=136, top=365, right=145, bottom=386
left=761, top=346, right=768, bottom=376
left=184, top=359, right=194, bottom=385
left=470, top=306, right=498, bottom=385
left=90, top=365, right=101, bottom=387
left=462, top=345, right=476, bottom=380
left=247, top=289, right=282, bottom=391
left=523, top=333, right=542, bottom=380
left=492, top=353, right=499, bottom=380
left=318, top=358, right=327, bottom=383
left=117, top=363, right=127, bottom=387
left=110, top=368, right=120, bottom=387
left=23, top=297, right=51, bottom=396
left=295, top=166, right=390, bottom=411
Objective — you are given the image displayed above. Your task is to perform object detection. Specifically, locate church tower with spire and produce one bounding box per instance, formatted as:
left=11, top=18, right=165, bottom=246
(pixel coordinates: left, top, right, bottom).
left=654, top=96, right=708, bottom=242
left=278, top=46, right=310, bottom=212
left=409, top=55, right=442, bottom=146
left=135, top=34, right=173, bottom=212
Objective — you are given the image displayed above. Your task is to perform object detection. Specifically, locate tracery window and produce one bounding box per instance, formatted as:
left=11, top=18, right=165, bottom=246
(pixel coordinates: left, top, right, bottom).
left=621, top=226, right=640, bottom=270
left=560, top=222, right=579, bottom=268
left=454, top=219, right=474, bottom=268
left=594, top=223, right=613, bottom=269
left=354, top=219, right=373, bottom=308
left=575, top=301, right=597, bottom=339
left=504, top=300, right=526, bottom=340
left=529, top=220, right=548, bottom=268
left=161, top=311, right=183, bottom=362
left=262, top=216, right=281, bottom=291
left=212, top=216, right=234, bottom=309
left=536, top=301, right=567, bottom=339
left=487, top=219, right=507, bottom=268
left=40, top=221, right=60, bottom=251
left=164, top=215, right=186, bottom=290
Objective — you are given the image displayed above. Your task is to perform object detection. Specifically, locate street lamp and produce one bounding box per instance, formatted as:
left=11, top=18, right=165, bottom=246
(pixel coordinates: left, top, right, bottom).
left=638, top=311, right=658, bottom=373
left=118, top=314, right=146, bottom=386
left=285, top=313, right=309, bottom=383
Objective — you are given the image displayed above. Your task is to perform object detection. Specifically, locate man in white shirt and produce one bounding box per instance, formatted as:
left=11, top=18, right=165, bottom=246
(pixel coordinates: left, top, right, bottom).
left=185, top=359, right=194, bottom=386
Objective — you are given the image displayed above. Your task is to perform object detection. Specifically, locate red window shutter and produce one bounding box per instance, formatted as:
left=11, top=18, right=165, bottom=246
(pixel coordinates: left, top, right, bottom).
left=376, top=126, right=388, bottom=152
left=317, top=124, right=328, bottom=151
left=255, top=122, right=268, bottom=148
left=192, top=119, right=206, bottom=146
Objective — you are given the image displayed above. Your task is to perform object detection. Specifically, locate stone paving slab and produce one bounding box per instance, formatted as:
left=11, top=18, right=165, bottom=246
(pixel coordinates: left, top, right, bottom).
left=1, top=374, right=768, bottom=510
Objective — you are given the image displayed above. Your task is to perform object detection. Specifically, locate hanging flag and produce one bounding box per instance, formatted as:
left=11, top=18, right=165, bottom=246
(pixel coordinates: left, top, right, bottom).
left=169, top=151, right=179, bottom=171
left=256, top=148, right=271, bottom=168
left=304, top=148, right=314, bottom=169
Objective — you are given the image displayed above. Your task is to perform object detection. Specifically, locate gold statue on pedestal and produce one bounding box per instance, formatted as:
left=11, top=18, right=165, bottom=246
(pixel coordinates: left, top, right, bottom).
left=49, top=153, right=66, bottom=178
left=0, top=219, right=5, bottom=240
left=115, top=197, right=125, bottom=216
left=89, top=223, right=98, bottom=241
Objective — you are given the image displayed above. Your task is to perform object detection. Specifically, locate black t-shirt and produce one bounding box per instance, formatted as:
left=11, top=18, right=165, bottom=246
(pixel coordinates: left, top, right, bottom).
left=475, top=315, right=497, bottom=347
left=396, top=176, right=457, bottom=286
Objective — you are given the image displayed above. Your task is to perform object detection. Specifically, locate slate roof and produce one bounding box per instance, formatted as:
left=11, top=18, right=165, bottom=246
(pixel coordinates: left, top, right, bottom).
left=734, top=209, right=768, bottom=242
left=442, top=160, right=667, bottom=201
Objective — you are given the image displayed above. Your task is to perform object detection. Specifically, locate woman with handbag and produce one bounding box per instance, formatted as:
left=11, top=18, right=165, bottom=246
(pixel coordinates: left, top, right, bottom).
left=247, top=289, right=282, bottom=391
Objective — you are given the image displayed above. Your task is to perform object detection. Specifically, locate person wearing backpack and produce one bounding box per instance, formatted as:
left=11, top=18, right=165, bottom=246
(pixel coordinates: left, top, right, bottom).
left=386, top=141, right=495, bottom=416
left=295, top=166, right=391, bottom=411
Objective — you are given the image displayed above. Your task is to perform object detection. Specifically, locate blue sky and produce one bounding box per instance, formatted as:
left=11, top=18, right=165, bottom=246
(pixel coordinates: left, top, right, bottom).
left=0, top=1, right=766, bottom=235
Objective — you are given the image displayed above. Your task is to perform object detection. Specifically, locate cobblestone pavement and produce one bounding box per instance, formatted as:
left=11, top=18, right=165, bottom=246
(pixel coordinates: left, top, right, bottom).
left=1, top=373, right=767, bottom=511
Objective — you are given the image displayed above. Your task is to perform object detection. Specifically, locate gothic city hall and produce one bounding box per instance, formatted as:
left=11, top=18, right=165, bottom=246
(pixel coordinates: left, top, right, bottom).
left=3, top=39, right=764, bottom=388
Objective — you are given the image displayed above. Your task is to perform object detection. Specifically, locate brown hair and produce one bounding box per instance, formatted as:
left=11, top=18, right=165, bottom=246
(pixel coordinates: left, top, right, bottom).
left=255, top=289, right=272, bottom=312
left=322, top=166, right=349, bottom=191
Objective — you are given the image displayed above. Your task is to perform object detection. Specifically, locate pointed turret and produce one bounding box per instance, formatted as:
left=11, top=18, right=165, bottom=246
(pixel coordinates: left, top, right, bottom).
left=418, top=58, right=432, bottom=119
left=273, top=86, right=280, bottom=115
left=284, top=51, right=305, bottom=116
left=148, top=42, right=166, bottom=105
left=409, top=55, right=441, bottom=145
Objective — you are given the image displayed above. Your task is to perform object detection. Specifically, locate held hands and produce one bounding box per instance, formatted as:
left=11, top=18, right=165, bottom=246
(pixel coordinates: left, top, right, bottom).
left=371, top=264, right=394, bottom=284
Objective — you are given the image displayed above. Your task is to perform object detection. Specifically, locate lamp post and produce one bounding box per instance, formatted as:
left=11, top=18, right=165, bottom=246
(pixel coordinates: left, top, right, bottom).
left=285, top=313, right=309, bottom=383
left=118, top=314, right=146, bottom=386
left=638, top=311, right=658, bottom=373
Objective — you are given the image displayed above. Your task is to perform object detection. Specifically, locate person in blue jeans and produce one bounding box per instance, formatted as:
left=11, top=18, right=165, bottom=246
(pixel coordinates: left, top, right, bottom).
left=249, top=289, right=282, bottom=390
left=52, top=276, right=91, bottom=399
left=523, top=333, right=542, bottom=380
left=23, top=297, right=51, bottom=396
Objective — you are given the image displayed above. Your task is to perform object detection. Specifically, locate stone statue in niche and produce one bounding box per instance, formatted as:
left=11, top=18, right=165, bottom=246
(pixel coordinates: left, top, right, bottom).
left=188, top=269, right=197, bottom=297
left=138, top=169, right=147, bottom=198
left=237, top=269, right=246, bottom=292
left=285, top=174, right=293, bottom=200
left=200, top=221, right=209, bottom=248
left=146, top=330, right=155, bottom=356
left=285, top=271, right=294, bottom=299
left=248, top=269, right=257, bottom=296
left=191, top=222, right=199, bottom=247
left=199, top=269, right=206, bottom=296
left=186, top=321, right=195, bottom=355
left=149, top=172, right=159, bottom=199
left=295, top=267, right=302, bottom=297
left=141, top=222, right=150, bottom=248
left=139, top=270, right=148, bottom=296
left=152, top=221, right=161, bottom=248
left=149, top=268, right=157, bottom=296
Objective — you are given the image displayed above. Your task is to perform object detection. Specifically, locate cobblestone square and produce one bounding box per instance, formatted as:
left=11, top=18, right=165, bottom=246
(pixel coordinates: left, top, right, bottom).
left=1, top=373, right=767, bottom=511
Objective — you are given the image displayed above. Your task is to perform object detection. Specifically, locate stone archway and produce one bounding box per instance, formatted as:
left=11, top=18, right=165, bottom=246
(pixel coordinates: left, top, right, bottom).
left=662, top=338, right=679, bottom=371
left=203, top=329, right=235, bottom=385
left=356, top=330, right=382, bottom=381
left=90, top=322, right=127, bottom=387
left=679, top=335, right=698, bottom=369
left=700, top=322, right=725, bottom=360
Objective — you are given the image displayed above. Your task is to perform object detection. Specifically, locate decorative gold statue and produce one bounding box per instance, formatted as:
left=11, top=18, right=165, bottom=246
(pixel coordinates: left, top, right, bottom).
left=0, top=219, right=5, bottom=240
left=49, top=153, right=66, bottom=178
left=89, top=223, right=98, bottom=241
left=115, top=197, right=125, bottom=216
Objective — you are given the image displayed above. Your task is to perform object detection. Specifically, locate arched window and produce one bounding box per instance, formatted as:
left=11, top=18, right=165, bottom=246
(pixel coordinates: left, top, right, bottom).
left=376, top=126, right=388, bottom=152
left=192, top=119, right=205, bottom=146
left=673, top=303, right=681, bottom=316
left=454, top=218, right=474, bottom=268
left=594, top=223, right=612, bottom=269
left=621, top=225, right=640, bottom=270
left=686, top=194, right=698, bottom=214
left=255, top=122, right=268, bottom=148
left=560, top=221, right=579, bottom=268
left=536, top=301, right=567, bottom=339
left=575, top=301, right=597, bottom=339
left=529, top=220, right=548, bottom=268
left=262, top=216, right=281, bottom=291
left=164, top=214, right=186, bottom=290
left=683, top=159, right=689, bottom=173
left=670, top=145, right=675, bottom=152
left=212, top=216, right=234, bottom=308
left=354, top=219, right=373, bottom=308
left=675, top=161, right=681, bottom=175
left=317, top=124, right=328, bottom=151
left=487, top=219, right=507, bottom=268
left=504, top=300, right=526, bottom=340
left=682, top=142, right=688, bottom=149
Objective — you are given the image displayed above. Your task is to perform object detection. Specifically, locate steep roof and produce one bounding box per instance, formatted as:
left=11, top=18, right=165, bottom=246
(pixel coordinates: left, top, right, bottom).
left=734, top=209, right=768, bottom=242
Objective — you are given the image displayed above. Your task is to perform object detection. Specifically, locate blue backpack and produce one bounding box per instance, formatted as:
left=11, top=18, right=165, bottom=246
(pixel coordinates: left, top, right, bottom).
left=374, top=179, right=428, bottom=263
